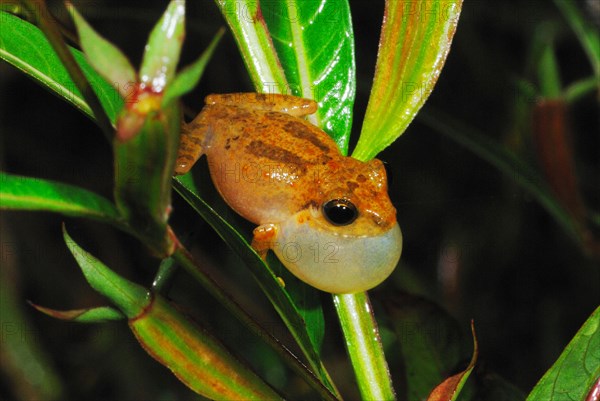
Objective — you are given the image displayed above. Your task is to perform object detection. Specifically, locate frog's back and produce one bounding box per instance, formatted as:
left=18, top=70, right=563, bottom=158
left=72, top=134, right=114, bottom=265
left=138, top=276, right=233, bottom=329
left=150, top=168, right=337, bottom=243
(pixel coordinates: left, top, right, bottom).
left=204, top=106, right=341, bottom=224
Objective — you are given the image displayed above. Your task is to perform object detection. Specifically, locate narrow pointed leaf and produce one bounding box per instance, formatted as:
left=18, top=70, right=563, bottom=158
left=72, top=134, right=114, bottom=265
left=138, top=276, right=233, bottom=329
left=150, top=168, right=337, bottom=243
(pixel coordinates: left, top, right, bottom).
left=0, top=11, right=123, bottom=123
left=532, top=100, right=586, bottom=229
left=427, top=321, right=478, bottom=401
left=63, top=226, right=149, bottom=317
left=162, top=27, right=225, bottom=107
left=527, top=306, right=600, bottom=401
left=139, top=0, right=186, bottom=92
left=353, top=0, right=463, bottom=161
left=215, top=0, right=289, bottom=92
left=130, top=295, right=283, bottom=399
left=30, top=303, right=125, bottom=323
left=0, top=172, right=121, bottom=224
left=333, top=292, right=396, bottom=401
left=262, top=0, right=356, bottom=154
left=173, top=175, right=339, bottom=398
left=68, top=3, right=136, bottom=98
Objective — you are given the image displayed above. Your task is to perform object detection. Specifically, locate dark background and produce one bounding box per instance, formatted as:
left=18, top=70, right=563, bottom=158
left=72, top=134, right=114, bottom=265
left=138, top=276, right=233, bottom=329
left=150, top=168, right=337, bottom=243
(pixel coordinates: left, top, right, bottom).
left=1, top=0, right=599, bottom=399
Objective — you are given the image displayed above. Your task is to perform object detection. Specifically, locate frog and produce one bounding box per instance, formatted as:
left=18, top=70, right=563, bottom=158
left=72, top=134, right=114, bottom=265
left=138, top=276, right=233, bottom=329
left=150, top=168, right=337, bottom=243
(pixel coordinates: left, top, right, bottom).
left=175, top=93, right=402, bottom=294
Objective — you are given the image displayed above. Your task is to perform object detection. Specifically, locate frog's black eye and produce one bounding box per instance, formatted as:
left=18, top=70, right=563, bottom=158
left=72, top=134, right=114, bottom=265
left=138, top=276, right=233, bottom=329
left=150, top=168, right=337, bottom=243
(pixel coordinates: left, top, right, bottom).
left=322, top=199, right=358, bottom=226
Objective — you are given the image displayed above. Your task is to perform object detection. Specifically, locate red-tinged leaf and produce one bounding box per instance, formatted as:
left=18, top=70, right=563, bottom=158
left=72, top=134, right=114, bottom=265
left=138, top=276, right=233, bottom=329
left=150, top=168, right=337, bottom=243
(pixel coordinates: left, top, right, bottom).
left=586, top=375, right=600, bottom=401
left=427, top=321, right=478, bottom=401
left=353, top=0, right=463, bottom=161
left=130, top=295, right=283, bottom=399
left=532, top=100, right=587, bottom=229
left=29, top=302, right=125, bottom=323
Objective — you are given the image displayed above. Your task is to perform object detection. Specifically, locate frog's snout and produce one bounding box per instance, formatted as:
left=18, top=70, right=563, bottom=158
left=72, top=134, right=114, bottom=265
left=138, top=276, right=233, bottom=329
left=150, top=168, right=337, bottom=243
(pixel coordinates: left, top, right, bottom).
left=272, top=219, right=402, bottom=293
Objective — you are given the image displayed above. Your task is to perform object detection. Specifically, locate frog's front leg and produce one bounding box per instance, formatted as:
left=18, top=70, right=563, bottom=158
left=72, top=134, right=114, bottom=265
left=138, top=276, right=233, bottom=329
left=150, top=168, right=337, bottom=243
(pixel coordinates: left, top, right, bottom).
left=205, top=93, right=318, bottom=117
left=251, top=223, right=280, bottom=260
left=175, top=108, right=213, bottom=175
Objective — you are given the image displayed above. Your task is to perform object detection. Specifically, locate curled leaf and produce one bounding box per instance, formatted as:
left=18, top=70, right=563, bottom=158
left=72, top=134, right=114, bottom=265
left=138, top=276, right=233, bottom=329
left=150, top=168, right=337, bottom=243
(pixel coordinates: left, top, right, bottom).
left=29, top=302, right=125, bottom=323
left=427, top=320, right=478, bottom=401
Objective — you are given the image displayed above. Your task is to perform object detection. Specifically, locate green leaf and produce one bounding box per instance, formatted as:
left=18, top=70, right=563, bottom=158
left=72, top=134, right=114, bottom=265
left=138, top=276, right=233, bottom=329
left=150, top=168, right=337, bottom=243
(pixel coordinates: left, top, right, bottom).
left=173, top=175, right=339, bottom=398
left=385, top=292, right=467, bottom=401
left=63, top=228, right=283, bottom=399
left=215, top=0, right=289, bottom=92
left=113, top=102, right=180, bottom=255
left=333, top=292, right=396, bottom=401
left=418, top=107, right=582, bottom=244
left=353, top=0, right=463, bottom=161
left=0, top=11, right=123, bottom=124
left=130, top=295, right=284, bottom=399
left=68, top=3, right=136, bottom=98
left=262, top=0, right=356, bottom=154
left=0, top=172, right=121, bottom=224
left=554, top=0, right=600, bottom=77
left=30, top=303, right=125, bottom=323
left=427, top=321, right=478, bottom=401
left=63, top=226, right=148, bottom=318
left=139, top=0, right=186, bottom=92
left=527, top=306, right=600, bottom=401
left=162, top=27, right=225, bottom=107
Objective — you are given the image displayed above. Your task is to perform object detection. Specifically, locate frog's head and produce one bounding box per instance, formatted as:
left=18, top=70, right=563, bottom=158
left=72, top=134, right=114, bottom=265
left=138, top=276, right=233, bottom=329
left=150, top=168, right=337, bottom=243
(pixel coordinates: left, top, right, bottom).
left=272, top=158, right=402, bottom=293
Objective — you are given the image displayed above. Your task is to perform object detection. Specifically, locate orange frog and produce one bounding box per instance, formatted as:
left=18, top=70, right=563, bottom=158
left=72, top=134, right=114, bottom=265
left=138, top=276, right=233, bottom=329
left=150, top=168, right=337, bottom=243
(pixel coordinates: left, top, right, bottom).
left=175, top=93, right=402, bottom=293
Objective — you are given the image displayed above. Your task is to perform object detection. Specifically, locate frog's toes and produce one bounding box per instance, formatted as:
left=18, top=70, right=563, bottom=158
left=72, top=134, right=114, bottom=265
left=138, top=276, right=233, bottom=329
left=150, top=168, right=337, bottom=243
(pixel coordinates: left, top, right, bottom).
left=251, top=223, right=279, bottom=259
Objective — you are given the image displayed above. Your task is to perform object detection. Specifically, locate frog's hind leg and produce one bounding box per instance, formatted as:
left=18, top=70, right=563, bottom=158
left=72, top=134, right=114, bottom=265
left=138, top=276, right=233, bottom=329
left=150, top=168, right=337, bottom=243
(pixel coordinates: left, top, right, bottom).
left=175, top=110, right=211, bottom=175
left=205, top=93, right=318, bottom=117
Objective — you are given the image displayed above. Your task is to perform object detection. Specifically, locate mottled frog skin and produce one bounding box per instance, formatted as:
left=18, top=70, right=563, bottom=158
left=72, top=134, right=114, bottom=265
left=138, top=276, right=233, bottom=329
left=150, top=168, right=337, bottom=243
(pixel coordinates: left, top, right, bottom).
left=176, top=93, right=402, bottom=293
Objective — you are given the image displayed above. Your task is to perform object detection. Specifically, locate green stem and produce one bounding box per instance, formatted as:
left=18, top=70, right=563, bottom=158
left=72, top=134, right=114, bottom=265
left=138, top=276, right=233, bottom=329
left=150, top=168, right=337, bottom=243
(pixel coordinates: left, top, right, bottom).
left=172, top=245, right=340, bottom=401
left=333, top=292, right=396, bottom=401
left=20, top=0, right=113, bottom=139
